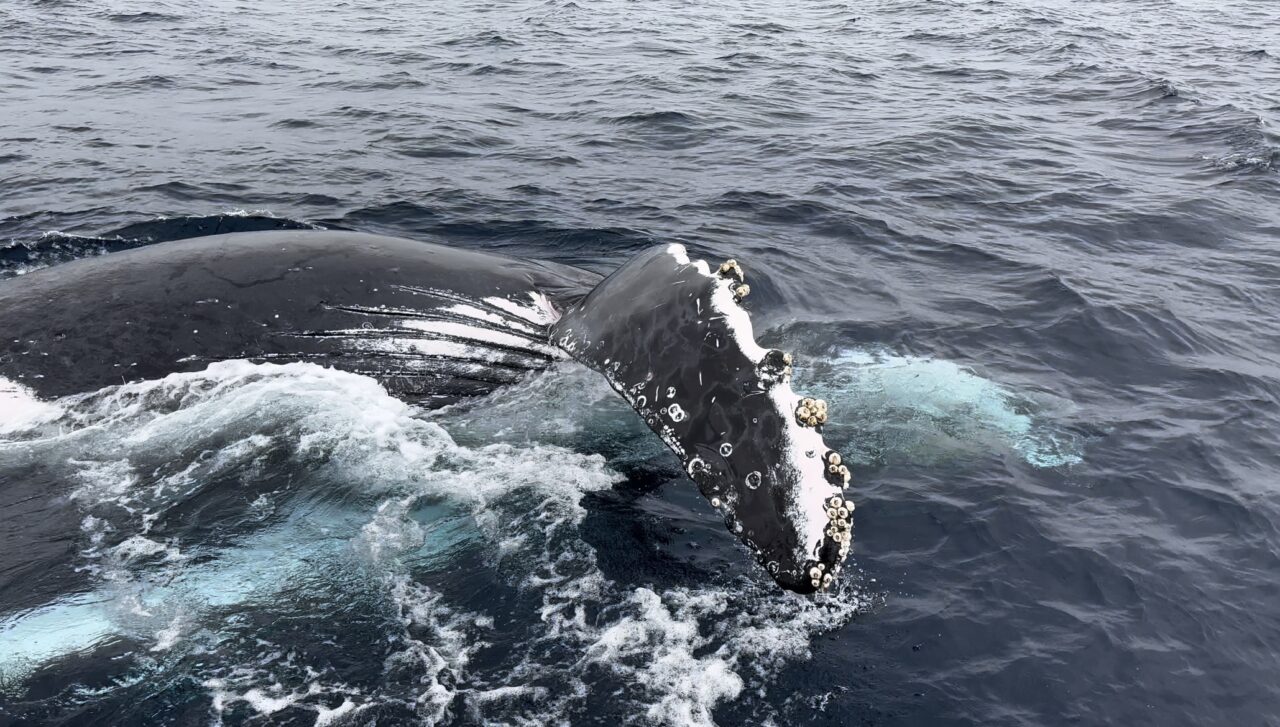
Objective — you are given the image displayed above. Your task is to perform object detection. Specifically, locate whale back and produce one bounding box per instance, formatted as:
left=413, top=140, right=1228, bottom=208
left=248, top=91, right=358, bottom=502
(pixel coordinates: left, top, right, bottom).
left=1, top=232, right=853, bottom=593
left=0, top=230, right=599, bottom=405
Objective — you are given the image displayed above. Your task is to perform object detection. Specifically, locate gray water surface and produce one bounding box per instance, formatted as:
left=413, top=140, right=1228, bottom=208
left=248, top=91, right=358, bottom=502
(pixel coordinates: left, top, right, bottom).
left=2, top=0, right=1279, bottom=725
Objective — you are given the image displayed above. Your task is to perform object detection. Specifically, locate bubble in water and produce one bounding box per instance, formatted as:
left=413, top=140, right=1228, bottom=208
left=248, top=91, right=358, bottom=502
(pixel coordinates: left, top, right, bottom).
left=667, top=403, right=686, bottom=422
left=719, top=443, right=733, bottom=457
left=745, top=471, right=761, bottom=489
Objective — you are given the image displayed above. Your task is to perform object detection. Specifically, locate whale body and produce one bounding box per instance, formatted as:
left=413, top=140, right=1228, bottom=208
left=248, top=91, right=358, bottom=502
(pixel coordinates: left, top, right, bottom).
left=0, top=230, right=853, bottom=593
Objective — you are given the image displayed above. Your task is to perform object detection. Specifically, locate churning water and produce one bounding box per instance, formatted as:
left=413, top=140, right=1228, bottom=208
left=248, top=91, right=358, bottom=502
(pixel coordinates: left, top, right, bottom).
left=1, top=0, right=1278, bottom=725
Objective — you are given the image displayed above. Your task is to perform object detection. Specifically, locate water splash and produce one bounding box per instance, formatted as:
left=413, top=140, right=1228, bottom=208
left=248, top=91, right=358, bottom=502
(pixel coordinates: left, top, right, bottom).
left=0, top=361, right=874, bottom=725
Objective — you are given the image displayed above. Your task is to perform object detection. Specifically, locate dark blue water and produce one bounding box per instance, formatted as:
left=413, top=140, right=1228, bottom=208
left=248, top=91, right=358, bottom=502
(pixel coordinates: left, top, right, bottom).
left=2, top=0, right=1279, bottom=725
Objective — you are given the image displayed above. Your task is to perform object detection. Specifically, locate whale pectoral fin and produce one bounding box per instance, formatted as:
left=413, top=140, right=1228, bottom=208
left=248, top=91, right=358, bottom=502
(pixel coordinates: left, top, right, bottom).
left=550, top=244, right=852, bottom=594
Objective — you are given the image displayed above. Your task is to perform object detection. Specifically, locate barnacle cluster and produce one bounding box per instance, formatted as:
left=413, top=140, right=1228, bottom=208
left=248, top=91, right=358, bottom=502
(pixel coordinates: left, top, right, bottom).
left=824, top=450, right=850, bottom=486
left=719, top=258, right=750, bottom=300
left=757, top=349, right=793, bottom=385
left=810, top=493, right=854, bottom=590
left=795, top=397, right=827, bottom=427
left=717, top=258, right=744, bottom=282
left=808, top=562, right=833, bottom=590
left=710, top=253, right=853, bottom=595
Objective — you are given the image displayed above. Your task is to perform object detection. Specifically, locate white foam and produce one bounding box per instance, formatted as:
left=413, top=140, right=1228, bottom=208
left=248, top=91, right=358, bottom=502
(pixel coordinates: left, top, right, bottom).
left=586, top=588, right=743, bottom=726
left=0, top=361, right=622, bottom=701
left=0, top=358, right=874, bottom=724
left=150, top=613, right=187, bottom=652
left=206, top=680, right=325, bottom=720
left=0, top=376, right=60, bottom=433
left=112, top=535, right=181, bottom=563
left=314, top=699, right=357, bottom=726
left=497, top=575, right=870, bottom=727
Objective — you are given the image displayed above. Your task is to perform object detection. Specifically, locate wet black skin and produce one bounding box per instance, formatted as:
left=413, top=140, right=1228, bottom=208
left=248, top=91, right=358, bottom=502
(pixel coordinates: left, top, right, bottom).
left=551, top=246, right=848, bottom=592
left=0, top=231, right=845, bottom=593
left=0, top=230, right=598, bottom=405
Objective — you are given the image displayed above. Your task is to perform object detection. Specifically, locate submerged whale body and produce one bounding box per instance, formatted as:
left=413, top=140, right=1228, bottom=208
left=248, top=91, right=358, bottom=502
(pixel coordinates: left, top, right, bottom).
left=0, top=230, right=853, bottom=593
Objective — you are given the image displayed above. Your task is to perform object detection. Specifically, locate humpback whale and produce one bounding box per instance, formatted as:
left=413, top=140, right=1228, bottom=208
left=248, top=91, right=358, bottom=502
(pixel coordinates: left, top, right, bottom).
left=0, top=230, right=853, bottom=593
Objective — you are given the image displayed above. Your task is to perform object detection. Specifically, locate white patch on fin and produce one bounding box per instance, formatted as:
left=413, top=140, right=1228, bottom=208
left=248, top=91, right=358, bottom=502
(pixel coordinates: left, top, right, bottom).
left=664, top=244, right=837, bottom=571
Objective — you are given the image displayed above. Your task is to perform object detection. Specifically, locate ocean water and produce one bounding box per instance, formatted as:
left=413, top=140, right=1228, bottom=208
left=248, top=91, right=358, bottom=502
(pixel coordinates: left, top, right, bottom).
left=1, top=0, right=1278, bottom=725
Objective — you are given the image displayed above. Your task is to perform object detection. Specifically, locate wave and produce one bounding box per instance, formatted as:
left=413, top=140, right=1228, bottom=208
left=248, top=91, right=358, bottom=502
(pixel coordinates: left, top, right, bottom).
left=0, top=213, right=329, bottom=278
left=104, top=12, right=183, bottom=24
left=0, top=361, right=873, bottom=724
left=0, top=210, right=656, bottom=282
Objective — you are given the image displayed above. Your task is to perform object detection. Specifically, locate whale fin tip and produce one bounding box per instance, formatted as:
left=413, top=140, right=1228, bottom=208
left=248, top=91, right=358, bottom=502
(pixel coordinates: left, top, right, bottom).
left=551, top=245, right=852, bottom=593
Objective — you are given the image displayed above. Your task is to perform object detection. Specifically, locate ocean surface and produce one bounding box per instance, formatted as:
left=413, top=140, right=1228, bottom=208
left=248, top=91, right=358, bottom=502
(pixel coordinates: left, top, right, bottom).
left=1, top=0, right=1278, bottom=725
